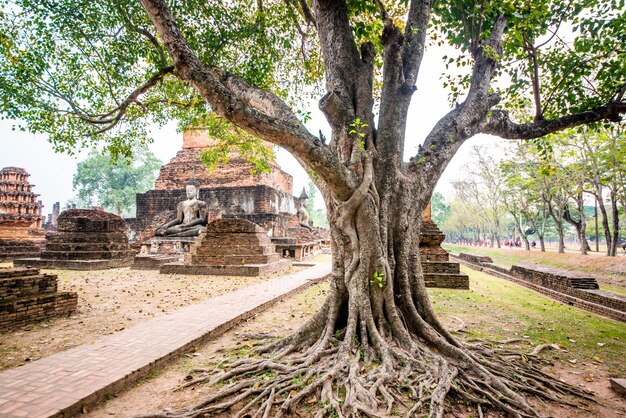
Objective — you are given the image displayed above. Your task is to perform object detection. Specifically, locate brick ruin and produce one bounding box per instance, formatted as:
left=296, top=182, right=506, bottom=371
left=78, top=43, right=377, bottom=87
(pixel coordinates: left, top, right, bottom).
left=161, top=218, right=291, bottom=276
left=0, top=167, right=45, bottom=260
left=0, top=267, right=77, bottom=332
left=15, top=209, right=134, bottom=270
left=128, top=129, right=325, bottom=264
left=419, top=204, right=469, bottom=289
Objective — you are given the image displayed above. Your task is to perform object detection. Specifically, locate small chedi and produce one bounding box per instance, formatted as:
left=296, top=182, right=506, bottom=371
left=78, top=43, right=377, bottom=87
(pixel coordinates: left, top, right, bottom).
left=15, top=209, right=134, bottom=270
left=0, top=167, right=45, bottom=260
left=0, top=267, right=77, bottom=332
left=161, top=218, right=291, bottom=276
left=419, top=204, right=469, bottom=289
left=129, top=129, right=325, bottom=267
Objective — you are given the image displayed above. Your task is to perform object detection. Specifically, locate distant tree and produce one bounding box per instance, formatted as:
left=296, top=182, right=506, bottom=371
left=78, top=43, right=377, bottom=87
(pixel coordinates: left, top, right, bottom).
left=430, top=192, right=451, bottom=226
left=306, top=179, right=329, bottom=228
left=73, top=147, right=162, bottom=216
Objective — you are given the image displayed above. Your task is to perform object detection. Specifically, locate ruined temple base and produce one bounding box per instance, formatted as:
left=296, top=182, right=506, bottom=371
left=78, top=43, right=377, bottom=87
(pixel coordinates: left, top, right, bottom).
left=272, top=237, right=324, bottom=262
left=0, top=267, right=77, bottom=332
left=132, top=254, right=182, bottom=270
left=14, top=258, right=133, bottom=271
left=0, top=239, right=44, bottom=261
left=160, top=259, right=292, bottom=277
left=422, top=261, right=470, bottom=289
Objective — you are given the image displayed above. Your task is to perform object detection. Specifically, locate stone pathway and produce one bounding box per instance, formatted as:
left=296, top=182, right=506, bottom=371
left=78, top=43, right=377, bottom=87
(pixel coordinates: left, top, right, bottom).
left=0, top=263, right=330, bottom=418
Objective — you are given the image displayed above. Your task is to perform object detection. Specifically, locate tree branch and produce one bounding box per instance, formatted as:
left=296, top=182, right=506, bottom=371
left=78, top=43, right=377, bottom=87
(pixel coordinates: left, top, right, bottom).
left=481, top=101, right=626, bottom=140
left=411, top=16, right=507, bottom=203
left=402, top=0, right=432, bottom=88
left=138, top=0, right=355, bottom=198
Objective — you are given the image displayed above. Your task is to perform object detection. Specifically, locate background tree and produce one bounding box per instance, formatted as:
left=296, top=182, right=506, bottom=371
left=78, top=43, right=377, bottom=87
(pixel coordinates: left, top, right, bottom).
left=1, top=0, right=625, bottom=416
left=73, top=146, right=162, bottom=216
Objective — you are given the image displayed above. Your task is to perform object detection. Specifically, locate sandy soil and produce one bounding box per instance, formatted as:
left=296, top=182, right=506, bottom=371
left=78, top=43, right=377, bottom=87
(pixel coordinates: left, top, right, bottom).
left=0, top=264, right=304, bottom=371
left=89, top=280, right=626, bottom=418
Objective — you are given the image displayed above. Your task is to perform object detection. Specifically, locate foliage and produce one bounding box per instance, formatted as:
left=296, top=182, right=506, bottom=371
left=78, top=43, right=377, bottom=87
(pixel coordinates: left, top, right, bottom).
left=72, top=146, right=162, bottom=216
left=0, top=0, right=321, bottom=158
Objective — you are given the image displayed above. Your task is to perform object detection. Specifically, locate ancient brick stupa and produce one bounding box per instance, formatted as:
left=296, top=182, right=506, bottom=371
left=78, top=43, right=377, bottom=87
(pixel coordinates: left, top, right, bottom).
left=0, top=267, right=77, bottom=331
left=419, top=204, right=469, bottom=289
left=161, top=218, right=291, bottom=276
left=15, top=209, right=134, bottom=270
left=129, top=128, right=324, bottom=265
left=0, top=167, right=45, bottom=260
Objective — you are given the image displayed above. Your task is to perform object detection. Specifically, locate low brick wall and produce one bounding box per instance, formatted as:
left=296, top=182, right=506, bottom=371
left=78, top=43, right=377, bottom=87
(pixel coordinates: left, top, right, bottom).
left=458, top=252, right=493, bottom=264
left=450, top=253, right=625, bottom=322
left=510, top=264, right=599, bottom=290
left=0, top=268, right=78, bottom=332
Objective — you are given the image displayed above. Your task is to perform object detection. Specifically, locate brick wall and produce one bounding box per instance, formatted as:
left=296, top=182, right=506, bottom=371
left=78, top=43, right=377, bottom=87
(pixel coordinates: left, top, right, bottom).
left=0, top=268, right=77, bottom=332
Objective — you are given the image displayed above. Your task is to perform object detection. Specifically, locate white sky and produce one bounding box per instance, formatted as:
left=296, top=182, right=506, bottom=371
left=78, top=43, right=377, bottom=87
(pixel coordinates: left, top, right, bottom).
left=0, top=42, right=497, bottom=218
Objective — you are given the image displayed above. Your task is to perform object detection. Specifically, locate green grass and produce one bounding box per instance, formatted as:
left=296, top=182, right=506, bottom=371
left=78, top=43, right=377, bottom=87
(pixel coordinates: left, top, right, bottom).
left=429, top=266, right=626, bottom=376
left=600, top=283, right=626, bottom=297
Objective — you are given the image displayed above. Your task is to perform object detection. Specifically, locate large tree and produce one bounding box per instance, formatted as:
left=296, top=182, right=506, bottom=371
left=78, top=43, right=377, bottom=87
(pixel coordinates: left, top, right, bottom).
left=1, top=0, right=625, bottom=416
left=73, top=146, right=162, bottom=216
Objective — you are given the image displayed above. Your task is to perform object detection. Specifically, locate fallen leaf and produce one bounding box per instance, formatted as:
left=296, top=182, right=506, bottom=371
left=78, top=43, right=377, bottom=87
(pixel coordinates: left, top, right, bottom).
left=82, top=404, right=90, bottom=414
left=569, top=339, right=576, bottom=343
left=289, top=390, right=298, bottom=398
left=592, top=356, right=603, bottom=363
left=597, top=342, right=605, bottom=347
left=569, top=359, right=577, bottom=364
left=307, top=396, right=317, bottom=404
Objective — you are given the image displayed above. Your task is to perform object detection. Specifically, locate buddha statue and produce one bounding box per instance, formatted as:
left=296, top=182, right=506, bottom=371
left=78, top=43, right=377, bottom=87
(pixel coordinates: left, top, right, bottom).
left=155, top=184, right=208, bottom=237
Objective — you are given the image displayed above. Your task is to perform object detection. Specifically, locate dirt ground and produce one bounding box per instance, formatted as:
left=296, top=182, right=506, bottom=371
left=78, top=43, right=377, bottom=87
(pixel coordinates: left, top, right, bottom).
left=0, top=264, right=304, bottom=371
left=88, top=279, right=626, bottom=418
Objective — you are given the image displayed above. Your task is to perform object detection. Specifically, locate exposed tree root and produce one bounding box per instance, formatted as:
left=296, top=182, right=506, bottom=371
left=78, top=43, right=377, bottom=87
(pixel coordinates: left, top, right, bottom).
left=137, top=328, right=593, bottom=418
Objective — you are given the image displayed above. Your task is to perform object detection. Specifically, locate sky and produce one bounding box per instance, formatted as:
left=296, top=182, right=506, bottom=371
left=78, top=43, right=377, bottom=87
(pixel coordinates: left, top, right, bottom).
left=0, top=40, right=498, bottom=219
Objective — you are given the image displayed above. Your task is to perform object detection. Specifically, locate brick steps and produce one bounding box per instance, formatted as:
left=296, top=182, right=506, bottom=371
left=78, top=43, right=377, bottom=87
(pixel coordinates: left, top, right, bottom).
left=424, top=273, right=470, bottom=289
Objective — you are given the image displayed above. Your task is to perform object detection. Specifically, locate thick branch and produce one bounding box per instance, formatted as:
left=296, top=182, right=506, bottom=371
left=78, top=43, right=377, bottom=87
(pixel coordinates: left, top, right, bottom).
left=402, top=0, right=432, bottom=87
left=313, top=0, right=361, bottom=131
left=412, top=17, right=507, bottom=202
left=138, top=0, right=355, bottom=198
left=482, top=102, right=626, bottom=139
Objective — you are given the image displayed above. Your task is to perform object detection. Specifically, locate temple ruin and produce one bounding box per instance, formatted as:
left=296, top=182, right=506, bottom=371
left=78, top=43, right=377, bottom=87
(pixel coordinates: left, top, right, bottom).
left=161, top=218, right=291, bottom=276
left=129, top=129, right=325, bottom=267
left=0, top=267, right=77, bottom=331
left=0, top=167, right=45, bottom=260
left=15, top=209, right=134, bottom=270
left=420, top=205, right=469, bottom=289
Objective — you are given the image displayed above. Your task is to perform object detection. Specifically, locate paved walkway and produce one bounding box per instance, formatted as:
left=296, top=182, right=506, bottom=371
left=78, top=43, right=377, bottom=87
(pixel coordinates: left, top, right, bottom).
left=0, top=263, right=331, bottom=418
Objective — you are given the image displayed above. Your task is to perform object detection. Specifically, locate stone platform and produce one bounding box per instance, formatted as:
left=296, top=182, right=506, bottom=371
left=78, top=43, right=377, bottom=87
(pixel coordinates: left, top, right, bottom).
left=15, top=209, right=134, bottom=271
left=0, top=239, right=43, bottom=261
left=132, top=254, right=181, bottom=270
left=422, top=261, right=470, bottom=289
left=161, top=218, right=291, bottom=277
left=0, top=267, right=77, bottom=332
left=14, top=258, right=132, bottom=270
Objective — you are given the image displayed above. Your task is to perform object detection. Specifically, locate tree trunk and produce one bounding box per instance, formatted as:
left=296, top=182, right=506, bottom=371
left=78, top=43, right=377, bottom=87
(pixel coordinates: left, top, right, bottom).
left=596, top=189, right=613, bottom=255
left=562, top=198, right=589, bottom=255
left=609, top=190, right=619, bottom=256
